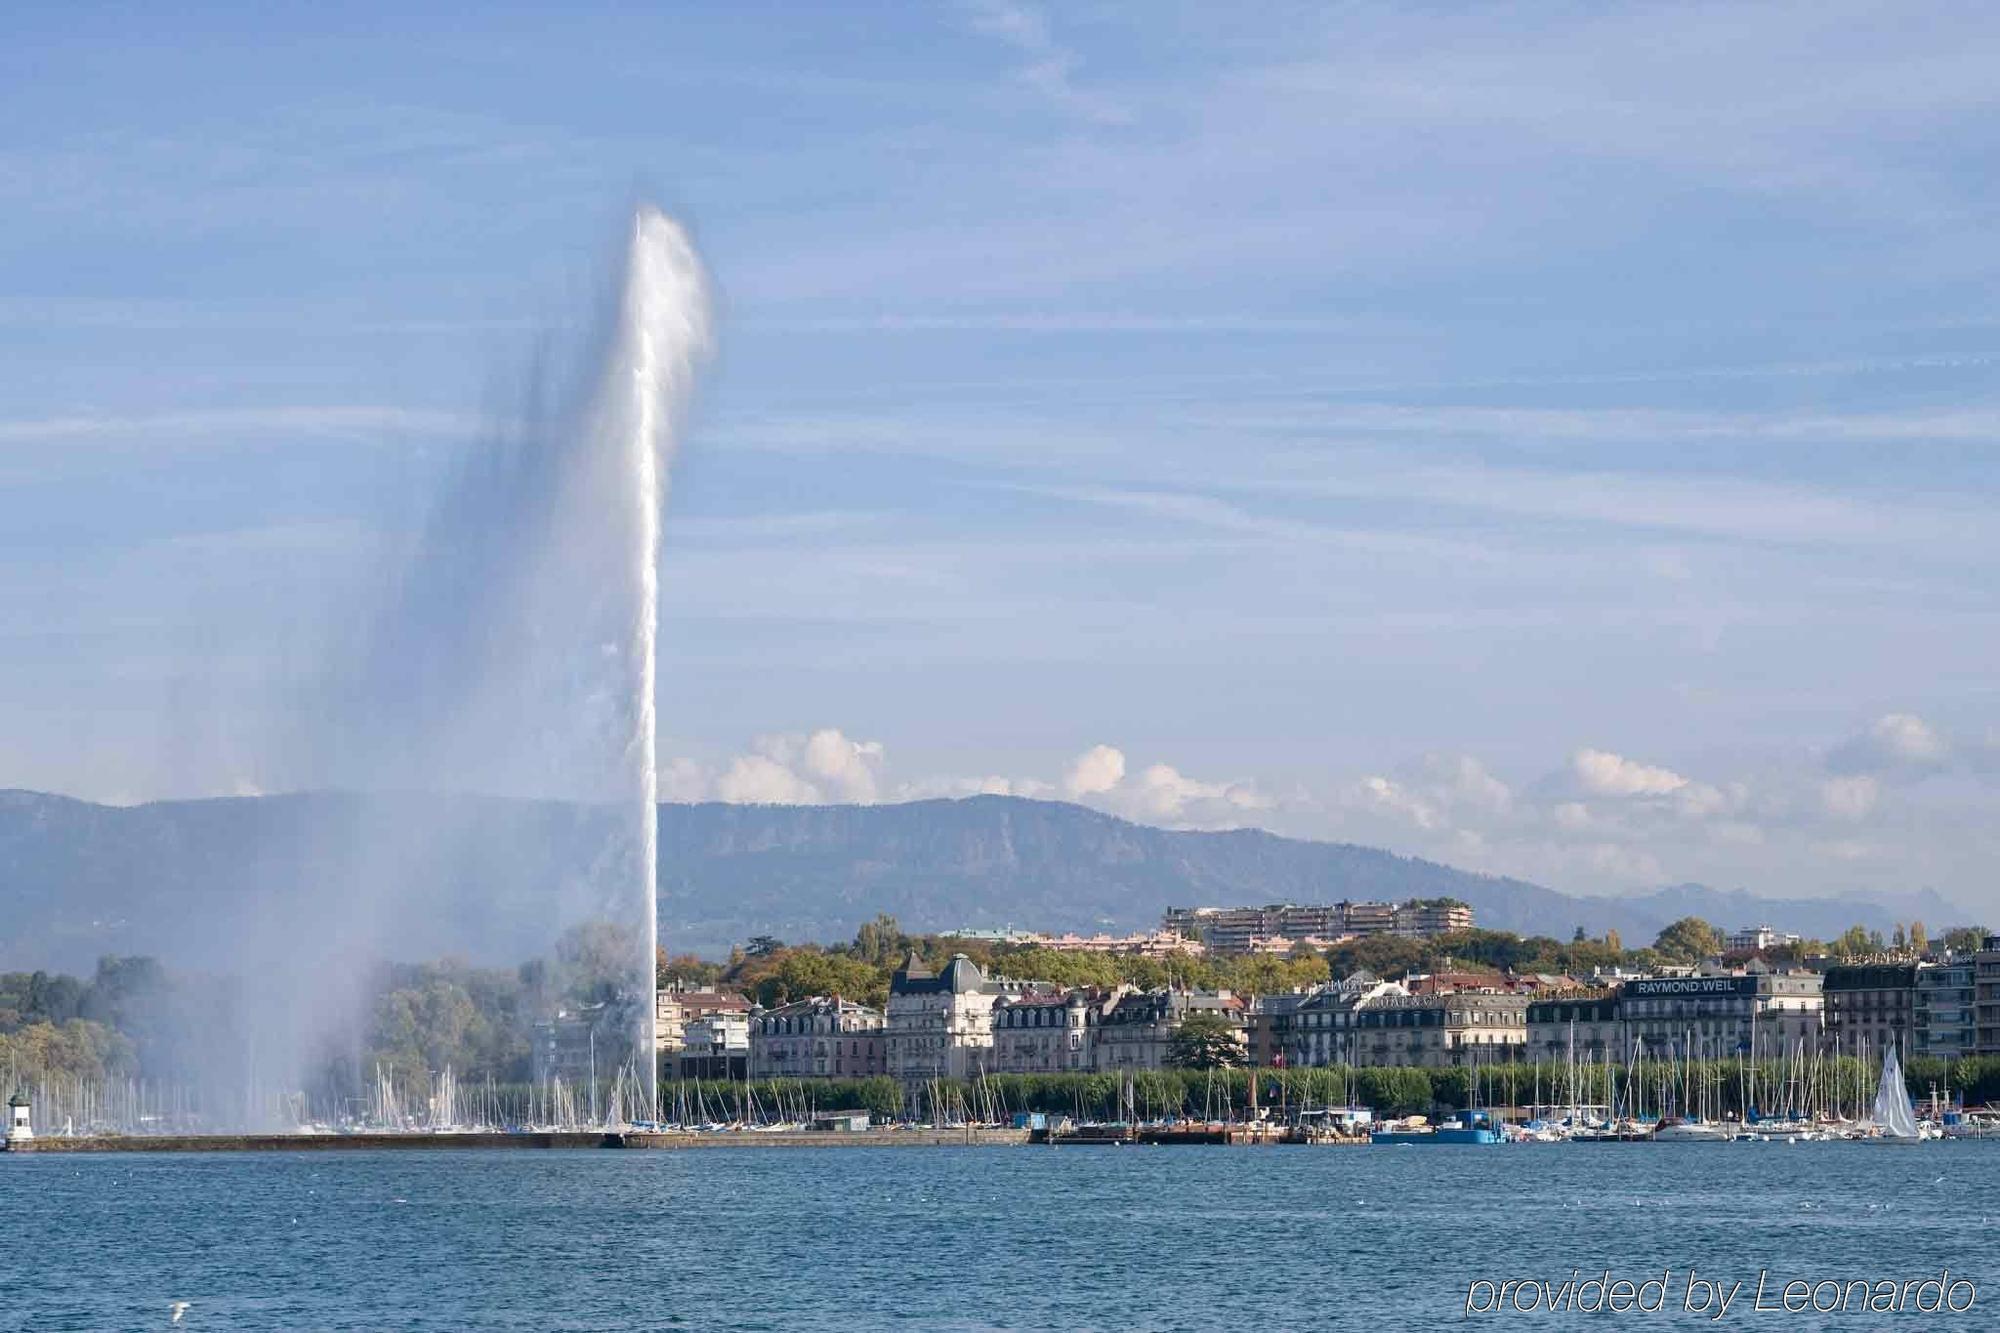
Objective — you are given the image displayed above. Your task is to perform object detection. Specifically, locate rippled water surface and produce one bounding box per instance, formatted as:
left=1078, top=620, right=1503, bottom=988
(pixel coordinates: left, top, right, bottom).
left=3, top=1141, right=1993, bottom=1329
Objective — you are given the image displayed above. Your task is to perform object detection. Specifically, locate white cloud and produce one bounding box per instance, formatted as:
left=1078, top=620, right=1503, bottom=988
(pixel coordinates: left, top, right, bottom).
left=1670, top=780, right=1743, bottom=821
left=702, top=728, right=889, bottom=805
left=800, top=728, right=886, bottom=803
left=1063, top=743, right=1126, bottom=797
left=1123, top=762, right=1269, bottom=824
left=657, top=756, right=709, bottom=802
left=1349, top=753, right=1510, bottom=836
left=686, top=732, right=1264, bottom=826
left=1829, top=711, right=1951, bottom=775
left=1356, top=774, right=1443, bottom=831
left=1821, top=774, right=1879, bottom=820
left=1572, top=747, right=1690, bottom=798
left=714, top=753, right=823, bottom=805
left=650, top=722, right=1990, bottom=911
left=1051, top=744, right=1269, bottom=826
left=1870, top=713, right=1950, bottom=764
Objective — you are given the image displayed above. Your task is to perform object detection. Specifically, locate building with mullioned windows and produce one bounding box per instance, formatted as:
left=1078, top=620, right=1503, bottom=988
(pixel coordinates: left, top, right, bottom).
left=748, top=997, right=885, bottom=1080
left=1916, top=957, right=1977, bottom=1060
left=1525, top=993, right=1622, bottom=1064
left=1822, top=962, right=1918, bottom=1058
left=1618, top=965, right=1822, bottom=1061
left=1346, top=992, right=1528, bottom=1069
left=884, top=953, right=1033, bottom=1088
left=1094, top=989, right=1247, bottom=1070
left=1976, top=936, right=2000, bottom=1057
left=1252, top=973, right=1410, bottom=1068
left=987, top=988, right=1122, bottom=1074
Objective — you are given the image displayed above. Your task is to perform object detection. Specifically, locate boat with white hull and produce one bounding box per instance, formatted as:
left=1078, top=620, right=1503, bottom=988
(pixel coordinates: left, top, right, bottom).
left=1651, top=1117, right=1733, bottom=1142
left=1861, top=1044, right=1935, bottom=1143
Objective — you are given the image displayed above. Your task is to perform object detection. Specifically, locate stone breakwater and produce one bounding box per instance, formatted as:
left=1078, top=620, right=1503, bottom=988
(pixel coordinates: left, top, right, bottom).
left=3, top=1128, right=1033, bottom=1153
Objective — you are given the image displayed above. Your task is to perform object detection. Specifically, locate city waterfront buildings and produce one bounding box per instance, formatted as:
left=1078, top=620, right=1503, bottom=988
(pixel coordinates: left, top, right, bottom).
left=1916, top=957, right=1977, bottom=1060
left=1524, top=993, right=1621, bottom=1064
left=644, top=922, right=2000, bottom=1087
left=677, top=1011, right=751, bottom=1081
left=885, top=953, right=1025, bottom=1086
left=1255, top=973, right=1410, bottom=1068
left=1822, top=962, right=1919, bottom=1057
left=656, top=984, right=752, bottom=1055
left=748, top=997, right=886, bottom=1080
left=1161, top=899, right=1473, bottom=954
left=1095, top=989, right=1247, bottom=1070
left=1978, top=935, right=2000, bottom=1056
left=1347, top=991, right=1529, bottom=1069
left=987, top=988, right=1120, bottom=1074
left=1617, top=964, right=1823, bottom=1060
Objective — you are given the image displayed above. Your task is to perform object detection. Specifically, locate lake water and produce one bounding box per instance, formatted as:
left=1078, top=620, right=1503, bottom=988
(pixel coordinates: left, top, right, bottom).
left=3, top=1141, right=1992, bottom=1330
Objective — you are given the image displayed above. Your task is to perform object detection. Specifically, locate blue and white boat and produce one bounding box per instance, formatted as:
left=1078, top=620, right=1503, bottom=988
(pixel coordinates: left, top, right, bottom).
left=1371, top=1110, right=1504, bottom=1145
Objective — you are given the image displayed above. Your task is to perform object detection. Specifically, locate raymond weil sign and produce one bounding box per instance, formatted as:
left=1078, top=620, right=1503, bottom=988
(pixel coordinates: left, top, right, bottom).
left=1624, top=976, right=1758, bottom=999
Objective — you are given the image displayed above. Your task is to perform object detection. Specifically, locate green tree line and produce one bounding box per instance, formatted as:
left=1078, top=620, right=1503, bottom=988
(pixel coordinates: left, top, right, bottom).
left=659, top=1055, right=2000, bottom=1123
left=679, top=913, right=1995, bottom=1018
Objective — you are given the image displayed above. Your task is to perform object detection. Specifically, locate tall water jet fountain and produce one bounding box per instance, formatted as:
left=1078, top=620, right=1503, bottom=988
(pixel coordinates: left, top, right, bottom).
left=8, top=208, right=712, bottom=1135
left=604, top=202, right=708, bottom=1104
left=262, top=205, right=714, bottom=1128
left=594, top=206, right=710, bottom=1117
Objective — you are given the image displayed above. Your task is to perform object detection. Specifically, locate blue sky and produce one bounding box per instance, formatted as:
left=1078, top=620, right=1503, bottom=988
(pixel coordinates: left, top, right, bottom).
left=5, top=2, right=1998, bottom=912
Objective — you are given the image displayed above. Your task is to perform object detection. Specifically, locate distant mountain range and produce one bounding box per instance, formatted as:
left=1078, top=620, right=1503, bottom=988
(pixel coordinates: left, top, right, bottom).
left=0, top=789, right=1975, bottom=971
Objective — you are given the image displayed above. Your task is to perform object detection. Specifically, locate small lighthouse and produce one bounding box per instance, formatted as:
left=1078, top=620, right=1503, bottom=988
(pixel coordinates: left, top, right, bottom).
left=6, top=1089, right=31, bottom=1145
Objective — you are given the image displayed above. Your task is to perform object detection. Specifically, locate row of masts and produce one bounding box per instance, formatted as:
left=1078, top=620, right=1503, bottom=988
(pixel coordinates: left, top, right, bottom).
left=3, top=1032, right=1947, bottom=1135
left=1527, top=1020, right=1934, bottom=1125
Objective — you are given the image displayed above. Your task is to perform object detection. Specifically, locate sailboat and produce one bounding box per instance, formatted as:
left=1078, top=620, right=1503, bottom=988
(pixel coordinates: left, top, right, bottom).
left=1864, top=1042, right=1932, bottom=1143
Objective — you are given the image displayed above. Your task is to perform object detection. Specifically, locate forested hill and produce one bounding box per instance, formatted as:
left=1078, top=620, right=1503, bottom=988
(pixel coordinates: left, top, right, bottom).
left=0, top=789, right=1964, bottom=968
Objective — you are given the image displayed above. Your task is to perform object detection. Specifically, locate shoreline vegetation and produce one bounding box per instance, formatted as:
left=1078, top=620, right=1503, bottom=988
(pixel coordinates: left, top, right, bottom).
left=663, top=1057, right=2000, bottom=1122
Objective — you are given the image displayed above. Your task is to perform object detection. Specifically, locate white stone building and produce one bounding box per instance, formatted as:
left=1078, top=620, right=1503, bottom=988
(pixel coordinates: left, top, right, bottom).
left=885, top=953, right=1020, bottom=1086
left=987, top=987, right=1124, bottom=1074
left=748, top=997, right=886, bottom=1080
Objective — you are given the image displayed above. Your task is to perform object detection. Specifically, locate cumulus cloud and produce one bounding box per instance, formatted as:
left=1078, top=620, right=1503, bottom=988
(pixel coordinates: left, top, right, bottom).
left=1571, top=747, right=1690, bottom=797
left=799, top=728, right=886, bottom=802
left=1350, top=753, right=1511, bottom=835
left=1828, top=711, right=1951, bottom=775
left=1063, top=743, right=1127, bottom=796
left=657, top=720, right=1985, bottom=909
left=1670, top=780, right=1744, bottom=821
left=1356, top=774, right=1444, bottom=830
left=691, top=728, right=890, bottom=805
left=663, top=732, right=1265, bottom=826
left=714, top=753, right=822, bottom=804
left=1123, top=762, right=1270, bottom=824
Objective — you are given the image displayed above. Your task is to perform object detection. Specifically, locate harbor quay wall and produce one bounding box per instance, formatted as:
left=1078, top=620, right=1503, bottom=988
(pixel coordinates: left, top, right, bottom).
left=4, top=1128, right=1034, bottom=1154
